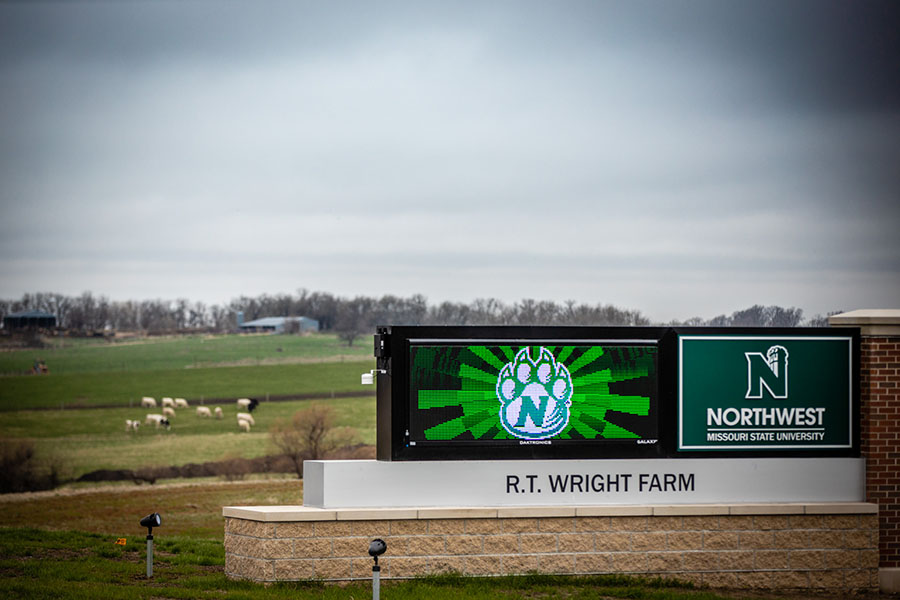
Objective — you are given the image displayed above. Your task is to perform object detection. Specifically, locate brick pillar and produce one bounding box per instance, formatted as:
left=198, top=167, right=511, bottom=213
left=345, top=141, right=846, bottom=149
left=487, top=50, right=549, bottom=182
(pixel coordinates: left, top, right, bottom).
left=831, top=309, right=900, bottom=592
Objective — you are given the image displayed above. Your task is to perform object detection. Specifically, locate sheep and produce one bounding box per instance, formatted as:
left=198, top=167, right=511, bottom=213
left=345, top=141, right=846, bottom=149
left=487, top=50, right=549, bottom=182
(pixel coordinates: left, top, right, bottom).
left=236, top=398, right=259, bottom=412
left=196, top=406, right=212, bottom=418
left=174, top=398, right=189, bottom=408
left=214, top=406, right=223, bottom=419
left=162, top=406, right=176, bottom=418
left=237, top=418, right=251, bottom=433
left=125, top=419, right=140, bottom=432
left=145, top=414, right=171, bottom=429
left=161, top=397, right=175, bottom=408
left=141, top=397, right=157, bottom=408
left=236, top=412, right=255, bottom=426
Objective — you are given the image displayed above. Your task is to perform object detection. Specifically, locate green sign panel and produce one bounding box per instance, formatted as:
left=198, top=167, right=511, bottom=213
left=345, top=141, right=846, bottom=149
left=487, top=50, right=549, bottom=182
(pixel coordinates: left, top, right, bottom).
left=678, top=335, right=853, bottom=451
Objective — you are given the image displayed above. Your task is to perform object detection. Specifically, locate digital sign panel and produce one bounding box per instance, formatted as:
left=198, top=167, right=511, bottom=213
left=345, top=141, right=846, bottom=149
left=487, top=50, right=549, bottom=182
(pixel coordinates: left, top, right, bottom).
left=402, top=342, right=659, bottom=459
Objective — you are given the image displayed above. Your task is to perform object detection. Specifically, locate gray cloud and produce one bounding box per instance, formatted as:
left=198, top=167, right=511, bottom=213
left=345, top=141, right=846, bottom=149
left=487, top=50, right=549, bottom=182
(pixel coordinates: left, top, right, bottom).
left=1, top=1, right=898, bottom=322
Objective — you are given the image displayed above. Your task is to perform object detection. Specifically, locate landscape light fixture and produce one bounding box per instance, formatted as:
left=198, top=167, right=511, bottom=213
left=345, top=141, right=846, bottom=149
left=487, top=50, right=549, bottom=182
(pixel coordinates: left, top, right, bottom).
left=368, top=538, right=386, bottom=600
left=361, top=369, right=386, bottom=385
left=139, top=513, right=161, bottom=577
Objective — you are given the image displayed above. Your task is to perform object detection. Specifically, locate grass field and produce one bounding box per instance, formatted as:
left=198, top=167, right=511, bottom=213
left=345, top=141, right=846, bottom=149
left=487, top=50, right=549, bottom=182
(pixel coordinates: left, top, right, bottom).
left=0, top=332, right=374, bottom=410
left=0, top=483, right=750, bottom=600
left=0, top=360, right=373, bottom=410
left=0, top=522, right=745, bottom=600
left=0, top=333, right=376, bottom=483
left=2, top=397, right=376, bottom=479
left=0, top=533, right=741, bottom=600
left=0, top=481, right=872, bottom=599
left=0, top=332, right=372, bottom=375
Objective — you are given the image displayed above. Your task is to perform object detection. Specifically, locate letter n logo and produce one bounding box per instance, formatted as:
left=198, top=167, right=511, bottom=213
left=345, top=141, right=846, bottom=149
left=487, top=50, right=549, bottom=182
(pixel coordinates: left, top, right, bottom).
left=745, top=345, right=789, bottom=399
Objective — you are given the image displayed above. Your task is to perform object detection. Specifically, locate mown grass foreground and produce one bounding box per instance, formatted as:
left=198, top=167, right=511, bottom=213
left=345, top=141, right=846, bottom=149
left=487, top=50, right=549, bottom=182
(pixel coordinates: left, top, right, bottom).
left=0, top=526, right=744, bottom=600
left=0, top=481, right=854, bottom=600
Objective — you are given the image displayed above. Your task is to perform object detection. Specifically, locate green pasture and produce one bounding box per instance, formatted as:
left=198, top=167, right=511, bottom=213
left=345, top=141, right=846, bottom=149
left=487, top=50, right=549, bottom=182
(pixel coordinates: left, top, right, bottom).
left=0, top=333, right=378, bottom=482
left=1, top=397, right=376, bottom=479
left=0, top=360, right=374, bottom=411
left=0, top=332, right=371, bottom=375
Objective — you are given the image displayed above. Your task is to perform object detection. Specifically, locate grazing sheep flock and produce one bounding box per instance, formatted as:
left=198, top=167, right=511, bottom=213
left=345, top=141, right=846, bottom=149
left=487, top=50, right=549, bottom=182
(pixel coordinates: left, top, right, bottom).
left=127, top=396, right=260, bottom=434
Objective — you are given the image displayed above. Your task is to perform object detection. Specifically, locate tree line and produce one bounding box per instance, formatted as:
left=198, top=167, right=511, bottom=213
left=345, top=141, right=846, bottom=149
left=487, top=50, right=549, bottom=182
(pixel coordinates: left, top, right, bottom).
left=0, top=289, right=836, bottom=342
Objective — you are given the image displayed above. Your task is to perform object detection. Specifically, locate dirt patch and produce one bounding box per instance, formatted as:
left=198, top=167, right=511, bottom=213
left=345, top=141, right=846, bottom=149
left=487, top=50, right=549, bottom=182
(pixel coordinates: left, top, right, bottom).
left=0, top=474, right=295, bottom=503
left=9, top=547, right=93, bottom=562
left=72, top=454, right=293, bottom=484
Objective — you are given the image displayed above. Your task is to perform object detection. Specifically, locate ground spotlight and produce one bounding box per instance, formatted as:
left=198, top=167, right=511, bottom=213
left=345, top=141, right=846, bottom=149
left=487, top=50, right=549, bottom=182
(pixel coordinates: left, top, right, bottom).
left=140, top=512, right=161, bottom=534
left=368, top=538, right=386, bottom=600
left=139, top=512, right=161, bottom=577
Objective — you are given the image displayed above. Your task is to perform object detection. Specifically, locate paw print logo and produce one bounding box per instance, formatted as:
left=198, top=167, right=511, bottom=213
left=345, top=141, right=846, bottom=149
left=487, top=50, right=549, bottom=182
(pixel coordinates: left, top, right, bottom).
left=496, top=347, right=573, bottom=440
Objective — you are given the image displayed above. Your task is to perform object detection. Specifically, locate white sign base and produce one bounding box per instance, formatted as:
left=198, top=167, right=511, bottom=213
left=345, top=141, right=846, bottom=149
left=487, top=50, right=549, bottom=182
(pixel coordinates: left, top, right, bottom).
left=303, top=458, right=864, bottom=509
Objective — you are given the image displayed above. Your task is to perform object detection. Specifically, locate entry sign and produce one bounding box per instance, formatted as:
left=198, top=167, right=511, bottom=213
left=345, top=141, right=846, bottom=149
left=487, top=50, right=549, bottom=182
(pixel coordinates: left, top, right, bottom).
left=678, top=335, right=853, bottom=451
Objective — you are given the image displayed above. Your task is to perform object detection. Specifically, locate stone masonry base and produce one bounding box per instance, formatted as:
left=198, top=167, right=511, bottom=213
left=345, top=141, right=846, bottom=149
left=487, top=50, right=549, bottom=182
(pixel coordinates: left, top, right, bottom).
left=223, top=503, right=878, bottom=592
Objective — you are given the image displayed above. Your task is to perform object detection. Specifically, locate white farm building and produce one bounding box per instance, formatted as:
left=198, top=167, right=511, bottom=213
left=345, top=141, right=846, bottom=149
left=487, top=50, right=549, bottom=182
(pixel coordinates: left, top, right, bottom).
left=237, top=314, right=319, bottom=334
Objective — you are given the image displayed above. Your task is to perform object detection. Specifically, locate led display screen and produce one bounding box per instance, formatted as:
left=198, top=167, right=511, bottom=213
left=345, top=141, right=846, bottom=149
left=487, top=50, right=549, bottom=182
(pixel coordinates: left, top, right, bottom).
left=407, top=343, right=658, bottom=450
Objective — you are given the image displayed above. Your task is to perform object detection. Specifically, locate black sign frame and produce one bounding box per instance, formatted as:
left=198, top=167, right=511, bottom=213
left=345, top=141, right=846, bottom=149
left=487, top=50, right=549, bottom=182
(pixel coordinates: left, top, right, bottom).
left=374, top=325, right=860, bottom=461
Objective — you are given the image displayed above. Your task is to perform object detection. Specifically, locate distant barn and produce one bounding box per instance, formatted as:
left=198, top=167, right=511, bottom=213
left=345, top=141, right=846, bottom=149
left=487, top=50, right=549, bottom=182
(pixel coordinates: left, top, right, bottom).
left=238, top=315, right=319, bottom=334
left=3, top=310, right=57, bottom=330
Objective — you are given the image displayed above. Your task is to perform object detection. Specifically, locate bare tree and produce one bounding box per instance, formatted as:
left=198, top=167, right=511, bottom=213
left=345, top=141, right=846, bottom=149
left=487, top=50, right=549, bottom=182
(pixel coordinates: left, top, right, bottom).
left=173, top=298, right=190, bottom=330
left=0, top=299, right=10, bottom=328
left=300, top=290, right=339, bottom=331
left=335, top=296, right=374, bottom=346
left=209, top=305, right=232, bottom=332
left=805, top=310, right=843, bottom=327
left=427, top=300, right=471, bottom=325
left=731, top=305, right=767, bottom=327
left=269, top=405, right=357, bottom=478
left=765, top=306, right=804, bottom=327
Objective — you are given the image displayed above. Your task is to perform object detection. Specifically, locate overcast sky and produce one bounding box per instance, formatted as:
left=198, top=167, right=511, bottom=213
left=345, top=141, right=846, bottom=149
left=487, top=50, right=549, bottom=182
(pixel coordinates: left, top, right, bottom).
left=1, top=0, right=898, bottom=322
